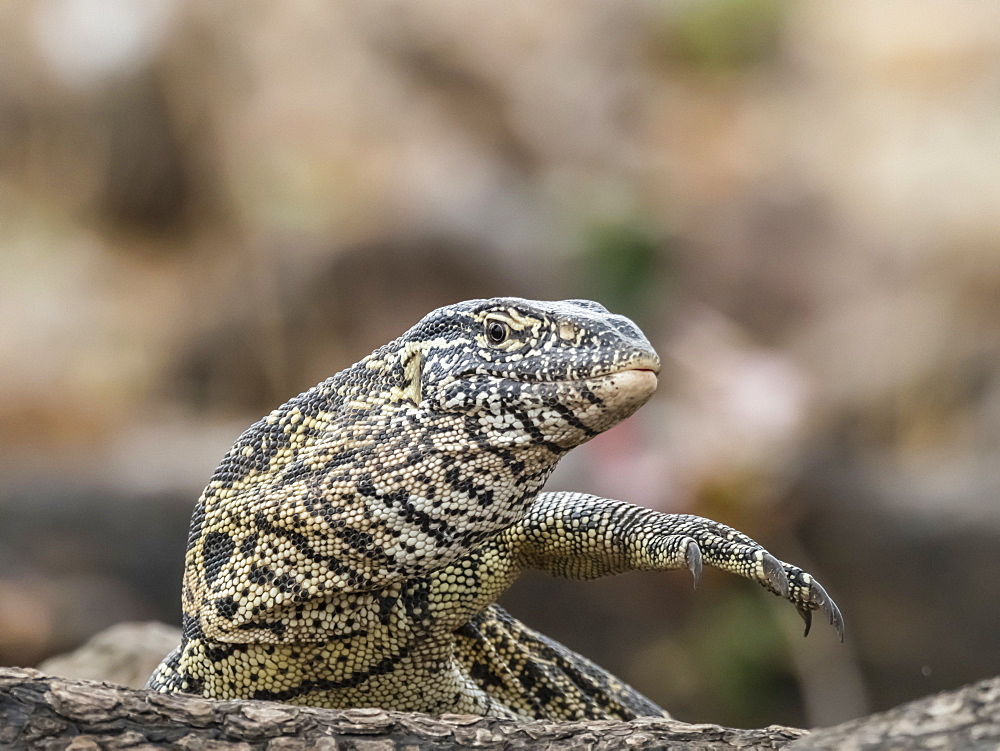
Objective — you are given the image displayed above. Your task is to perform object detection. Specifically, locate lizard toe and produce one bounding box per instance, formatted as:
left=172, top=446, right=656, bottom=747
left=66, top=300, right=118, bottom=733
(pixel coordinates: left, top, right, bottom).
left=761, top=552, right=790, bottom=598
left=792, top=575, right=844, bottom=640
left=809, top=578, right=845, bottom=641
left=685, top=539, right=703, bottom=589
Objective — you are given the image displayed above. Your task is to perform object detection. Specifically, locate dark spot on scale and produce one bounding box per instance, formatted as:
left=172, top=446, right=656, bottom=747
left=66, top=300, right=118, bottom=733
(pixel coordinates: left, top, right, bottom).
left=202, top=531, right=235, bottom=586
left=215, top=596, right=238, bottom=620
left=240, top=533, right=258, bottom=557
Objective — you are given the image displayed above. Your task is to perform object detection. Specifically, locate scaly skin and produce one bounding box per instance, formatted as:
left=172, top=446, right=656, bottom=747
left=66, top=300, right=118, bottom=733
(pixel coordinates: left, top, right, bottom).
left=148, top=297, right=843, bottom=720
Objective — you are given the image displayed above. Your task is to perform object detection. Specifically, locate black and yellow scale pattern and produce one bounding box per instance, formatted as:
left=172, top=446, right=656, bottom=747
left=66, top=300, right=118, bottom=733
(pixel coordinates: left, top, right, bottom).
left=148, top=298, right=843, bottom=720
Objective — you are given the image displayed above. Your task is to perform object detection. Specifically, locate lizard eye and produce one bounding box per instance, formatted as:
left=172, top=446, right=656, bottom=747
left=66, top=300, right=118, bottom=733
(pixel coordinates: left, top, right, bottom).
left=485, top=319, right=509, bottom=345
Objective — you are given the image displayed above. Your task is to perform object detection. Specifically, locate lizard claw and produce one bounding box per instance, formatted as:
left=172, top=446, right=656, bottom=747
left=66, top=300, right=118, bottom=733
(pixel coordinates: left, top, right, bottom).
left=812, top=579, right=845, bottom=641
left=686, top=540, right=703, bottom=589
left=796, top=578, right=844, bottom=640
left=761, top=553, right=789, bottom=598
left=647, top=515, right=844, bottom=640
left=797, top=605, right=813, bottom=637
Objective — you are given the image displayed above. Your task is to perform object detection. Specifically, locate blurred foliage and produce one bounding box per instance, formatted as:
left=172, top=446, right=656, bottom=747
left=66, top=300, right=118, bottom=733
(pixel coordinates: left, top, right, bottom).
left=686, top=590, right=798, bottom=727
left=658, top=0, right=787, bottom=72
left=579, top=220, right=670, bottom=322
left=625, top=586, right=798, bottom=727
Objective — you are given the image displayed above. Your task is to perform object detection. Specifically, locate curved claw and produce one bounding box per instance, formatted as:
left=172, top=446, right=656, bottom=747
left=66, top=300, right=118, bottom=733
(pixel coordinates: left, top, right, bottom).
left=798, top=605, right=813, bottom=637
left=686, top=540, right=703, bottom=589
left=796, top=579, right=845, bottom=641
left=761, top=553, right=789, bottom=598
left=810, top=579, right=845, bottom=642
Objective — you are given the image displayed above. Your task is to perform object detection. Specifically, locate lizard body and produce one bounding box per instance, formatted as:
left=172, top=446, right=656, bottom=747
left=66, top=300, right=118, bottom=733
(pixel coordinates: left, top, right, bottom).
left=148, top=297, right=842, bottom=720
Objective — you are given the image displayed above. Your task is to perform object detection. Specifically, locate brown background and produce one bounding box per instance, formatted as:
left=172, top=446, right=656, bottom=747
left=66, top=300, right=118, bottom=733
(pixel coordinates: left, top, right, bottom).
left=2, top=0, right=999, bottom=730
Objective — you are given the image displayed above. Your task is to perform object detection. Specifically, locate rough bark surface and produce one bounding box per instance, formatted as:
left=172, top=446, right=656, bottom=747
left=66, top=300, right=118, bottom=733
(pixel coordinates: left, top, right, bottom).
left=0, top=667, right=804, bottom=750
left=3, top=667, right=999, bottom=750
left=787, top=675, right=1000, bottom=750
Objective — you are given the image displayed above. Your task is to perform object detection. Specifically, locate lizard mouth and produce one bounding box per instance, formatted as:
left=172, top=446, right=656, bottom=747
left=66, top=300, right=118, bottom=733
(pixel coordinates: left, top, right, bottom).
left=588, top=353, right=661, bottom=381
left=556, top=362, right=658, bottom=436
left=588, top=365, right=658, bottom=392
left=572, top=357, right=659, bottom=413
left=523, top=353, right=662, bottom=384
left=461, top=352, right=661, bottom=386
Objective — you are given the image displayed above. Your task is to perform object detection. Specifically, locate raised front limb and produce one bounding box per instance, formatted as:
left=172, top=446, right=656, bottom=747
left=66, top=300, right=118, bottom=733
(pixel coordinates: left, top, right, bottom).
left=502, top=492, right=844, bottom=639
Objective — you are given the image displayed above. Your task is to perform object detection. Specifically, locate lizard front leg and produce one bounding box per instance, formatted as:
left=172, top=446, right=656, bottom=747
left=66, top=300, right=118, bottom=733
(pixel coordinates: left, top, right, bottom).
left=506, top=492, right=844, bottom=639
left=424, top=492, right=841, bottom=720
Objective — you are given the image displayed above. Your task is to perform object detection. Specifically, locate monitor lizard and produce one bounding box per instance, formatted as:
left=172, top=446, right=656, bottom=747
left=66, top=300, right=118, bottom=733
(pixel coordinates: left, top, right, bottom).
left=147, top=297, right=843, bottom=720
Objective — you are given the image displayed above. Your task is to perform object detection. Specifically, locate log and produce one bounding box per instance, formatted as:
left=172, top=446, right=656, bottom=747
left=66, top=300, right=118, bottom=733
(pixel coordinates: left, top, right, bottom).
left=0, top=666, right=804, bottom=750
left=788, top=674, right=1000, bottom=750
left=3, top=665, right=998, bottom=749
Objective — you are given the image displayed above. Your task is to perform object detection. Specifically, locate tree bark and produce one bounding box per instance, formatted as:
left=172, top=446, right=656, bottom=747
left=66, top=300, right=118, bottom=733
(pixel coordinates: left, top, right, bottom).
left=787, top=675, right=1000, bottom=750
left=2, top=666, right=998, bottom=750
left=0, top=667, right=804, bottom=750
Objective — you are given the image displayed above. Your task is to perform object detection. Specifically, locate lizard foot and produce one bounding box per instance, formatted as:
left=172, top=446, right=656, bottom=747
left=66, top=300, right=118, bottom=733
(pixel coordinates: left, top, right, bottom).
left=640, top=514, right=844, bottom=641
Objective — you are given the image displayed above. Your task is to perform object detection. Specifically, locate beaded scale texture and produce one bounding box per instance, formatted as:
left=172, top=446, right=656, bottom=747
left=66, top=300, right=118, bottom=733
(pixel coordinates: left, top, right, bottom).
left=148, top=297, right=843, bottom=720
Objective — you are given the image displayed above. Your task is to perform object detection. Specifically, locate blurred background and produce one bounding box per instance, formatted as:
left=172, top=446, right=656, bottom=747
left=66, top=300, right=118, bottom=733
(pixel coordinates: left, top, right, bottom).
left=2, top=0, right=1000, bottom=730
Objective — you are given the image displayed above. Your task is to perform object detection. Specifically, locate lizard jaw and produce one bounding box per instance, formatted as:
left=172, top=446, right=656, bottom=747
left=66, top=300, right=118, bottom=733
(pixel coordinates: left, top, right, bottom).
left=572, top=366, right=658, bottom=434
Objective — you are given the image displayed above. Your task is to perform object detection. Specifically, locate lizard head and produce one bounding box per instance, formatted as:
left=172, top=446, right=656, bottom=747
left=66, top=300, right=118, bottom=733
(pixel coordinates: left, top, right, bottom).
left=394, top=297, right=660, bottom=450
